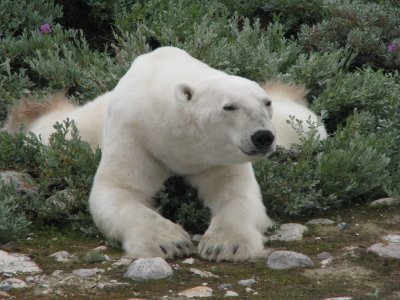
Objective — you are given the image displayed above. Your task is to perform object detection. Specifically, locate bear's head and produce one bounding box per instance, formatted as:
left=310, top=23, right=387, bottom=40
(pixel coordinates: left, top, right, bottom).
left=173, top=75, right=276, bottom=170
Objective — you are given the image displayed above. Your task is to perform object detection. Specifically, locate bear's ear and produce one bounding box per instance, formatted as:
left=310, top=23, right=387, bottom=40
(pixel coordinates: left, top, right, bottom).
left=175, top=83, right=194, bottom=103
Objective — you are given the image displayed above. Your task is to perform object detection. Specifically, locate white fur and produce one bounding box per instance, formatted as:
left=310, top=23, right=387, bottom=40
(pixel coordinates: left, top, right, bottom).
left=6, top=47, right=327, bottom=261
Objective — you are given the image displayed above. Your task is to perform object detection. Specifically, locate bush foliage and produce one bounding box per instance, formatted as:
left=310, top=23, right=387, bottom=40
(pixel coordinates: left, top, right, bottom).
left=0, top=0, right=399, bottom=241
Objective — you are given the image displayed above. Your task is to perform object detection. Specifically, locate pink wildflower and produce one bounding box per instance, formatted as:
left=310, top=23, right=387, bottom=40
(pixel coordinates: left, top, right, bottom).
left=39, top=23, right=52, bottom=34
left=388, top=41, right=399, bottom=53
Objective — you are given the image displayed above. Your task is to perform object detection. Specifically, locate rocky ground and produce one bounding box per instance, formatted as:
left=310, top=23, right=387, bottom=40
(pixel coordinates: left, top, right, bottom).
left=1, top=172, right=400, bottom=299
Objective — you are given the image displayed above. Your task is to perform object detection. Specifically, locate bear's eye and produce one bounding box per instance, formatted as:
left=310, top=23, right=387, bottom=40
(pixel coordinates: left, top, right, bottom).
left=265, top=100, right=272, bottom=107
left=223, top=104, right=238, bottom=111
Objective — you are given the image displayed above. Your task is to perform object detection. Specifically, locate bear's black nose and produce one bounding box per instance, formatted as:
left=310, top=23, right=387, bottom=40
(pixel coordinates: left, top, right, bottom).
left=251, top=130, right=275, bottom=150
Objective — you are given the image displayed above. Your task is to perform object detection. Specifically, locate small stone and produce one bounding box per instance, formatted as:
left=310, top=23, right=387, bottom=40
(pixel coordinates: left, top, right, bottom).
left=245, top=287, right=254, bottom=293
left=383, top=234, right=400, bottom=243
left=192, top=234, right=203, bottom=242
left=225, top=290, right=239, bottom=297
left=337, top=222, right=350, bottom=230
left=0, top=278, right=27, bottom=290
left=25, top=276, right=35, bottom=283
left=178, top=286, right=213, bottom=298
left=0, top=291, right=10, bottom=298
left=124, top=257, right=173, bottom=280
left=183, top=258, right=195, bottom=264
left=237, top=279, right=256, bottom=287
left=190, top=268, right=219, bottom=278
left=218, top=283, right=232, bottom=291
left=52, top=270, right=63, bottom=277
left=93, top=245, right=107, bottom=251
left=320, top=258, right=333, bottom=268
left=369, top=197, right=400, bottom=207
left=367, top=243, right=400, bottom=259
left=268, top=223, right=309, bottom=241
left=267, top=251, right=314, bottom=270
left=0, top=171, right=38, bottom=200
left=0, top=241, right=22, bottom=251
left=306, top=218, right=335, bottom=225
left=111, top=257, right=133, bottom=267
left=49, top=251, right=73, bottom=263
left=0, top=250, right=42, bottom=274
left=72, top=268, right=104, bottom=278
left=316, top=252, right=334, bottom=261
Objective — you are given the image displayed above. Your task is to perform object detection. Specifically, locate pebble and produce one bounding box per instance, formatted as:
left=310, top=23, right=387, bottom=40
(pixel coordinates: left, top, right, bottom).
left=190, top=268, right=219, bottom=278
left=367, top=242, right=400, bottom=259
left=218, top=283, right=233, bottom=291
left=306, top=218, right=335, bottom=225
left=192, top=234, right=203, bottom=242
left=124, top=257, right=173, bottom=280
left=383, top=234, right=400, bottom=243
left=93, top=245, right=108, bottom=251
left=317, top=252, right=334, bottom=261
left=72, top=268, right=104, bottom=278
left=111, top=257, right=133, bottom=268
left=0, top=171, right=38, bottom=200
left=267, top=251, right=314, bottom=270
left=0, top=278, right=27, bottom=291
left=183, top=258, right=195, bottom=264
left=337, top=222, right=350, bottom=230
left=369, top=197, right=400, bottom=207
left=0, top=250, right=42, bottom=274
left=49, top=251, right=74, bottom=263
left=178, top=286, right=213, bottom=298
left=237, top=279, right=256, bottom=287
left=225, top=290, right=239, bottom=297
left=0, top=241, right=21, bottom=252
left=320, top=258, right=333, bottom=268
left=267, top=223, right=309, bottom=241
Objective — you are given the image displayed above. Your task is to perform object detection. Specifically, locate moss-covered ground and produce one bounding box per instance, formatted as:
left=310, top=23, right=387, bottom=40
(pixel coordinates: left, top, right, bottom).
left=2, top=205, right=399, bottom=300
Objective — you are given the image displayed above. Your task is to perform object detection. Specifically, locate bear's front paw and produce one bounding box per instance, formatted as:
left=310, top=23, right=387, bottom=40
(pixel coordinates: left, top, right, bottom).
left=123, top=219, right=194, bottom=259
left=198, top=227, right=267, bottom=262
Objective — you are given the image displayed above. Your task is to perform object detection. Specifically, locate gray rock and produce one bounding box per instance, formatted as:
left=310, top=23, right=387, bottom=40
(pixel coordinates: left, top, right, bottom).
left=39, top=189, right=78, bottom=218
left=0, top=278, right=27, bottom=291
left=111, top=257, right=133, bottom=268
left=178, top=286, right=213, bottom=298
left=367, top=242, right=400, bottom=259
left=268, top=223, right=308, bottom=241
left=218, top=283, right=233, bottom=291
left=267, top=250, right=314, bottom=270
left=0, top=250, right=42, bottom=274
left=190, top=268, right=219, bottom=278
left=369, top=197, right=400, bottom=207
left=72, top=268, right=104, bottom=278
left=317, top=252, right=334, bottom=261
left=237, top=279, right=256, bottom=287
left=383, top=234, right=400, bottom=243
left=192, top=234, right=203, bottom=242
left=225, top=290, right=239, bottom=297
left=49, top=251, right=74, bottom=263
left=0, top=171, right=38, bottom=199
left=124, top=257, right=173, bottom=280
left=306, top=218, right=335, bottom=225
left=183, top=257, right=195, bottom=264
left=337, top=222, right=350, bottom=230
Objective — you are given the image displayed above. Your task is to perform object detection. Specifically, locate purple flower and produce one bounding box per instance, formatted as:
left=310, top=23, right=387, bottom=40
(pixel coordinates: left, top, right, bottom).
left=39, top=23, right=52, bottom=34
left=388, top=41, right=399, bottom=53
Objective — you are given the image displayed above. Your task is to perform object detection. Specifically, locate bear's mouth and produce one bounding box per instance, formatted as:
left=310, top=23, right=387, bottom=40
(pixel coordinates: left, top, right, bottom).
left=241, top=148, right=272, bottom=157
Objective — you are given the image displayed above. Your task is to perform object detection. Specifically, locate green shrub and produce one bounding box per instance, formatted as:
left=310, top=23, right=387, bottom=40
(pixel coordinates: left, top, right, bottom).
left=0, top=0, right=399, bottom=238
left=0, top=183, right=31, bottom=243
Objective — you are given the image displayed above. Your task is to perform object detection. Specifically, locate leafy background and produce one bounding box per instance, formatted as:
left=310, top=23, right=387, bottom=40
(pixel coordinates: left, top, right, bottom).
left=0, top=0, right=399, bottom=243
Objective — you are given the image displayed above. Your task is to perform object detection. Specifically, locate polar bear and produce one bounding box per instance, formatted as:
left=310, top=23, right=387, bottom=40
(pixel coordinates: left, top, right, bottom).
left=4, top=47, right=326, bottom=261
